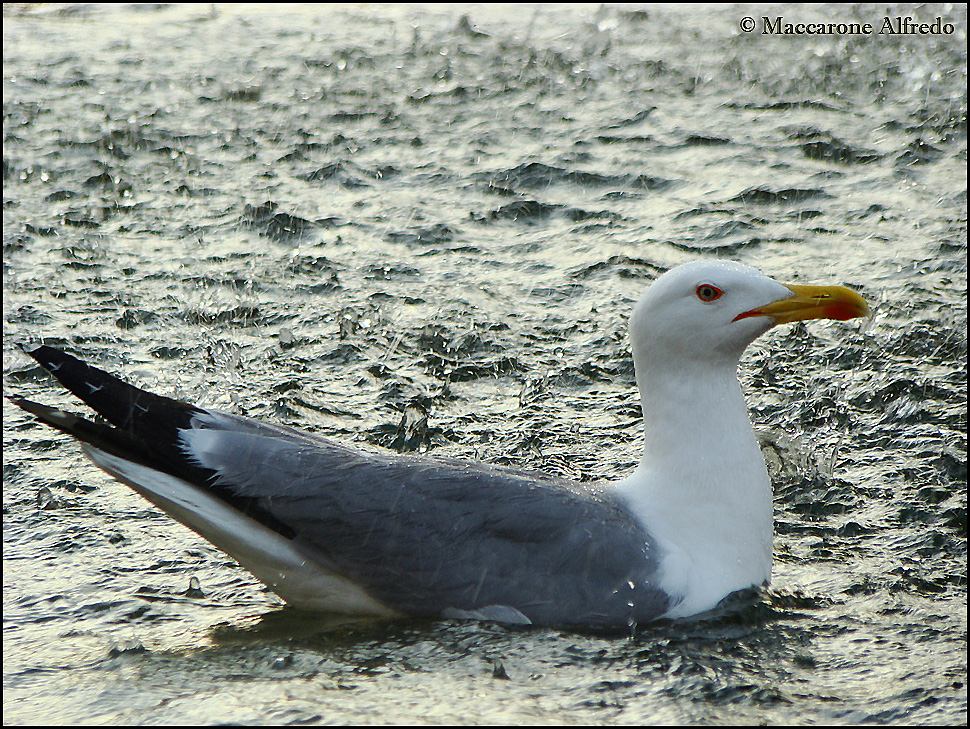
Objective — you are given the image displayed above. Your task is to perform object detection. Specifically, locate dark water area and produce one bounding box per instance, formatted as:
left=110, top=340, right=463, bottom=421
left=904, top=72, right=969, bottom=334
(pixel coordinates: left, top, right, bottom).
left=2, top=3, right=966, bottom=725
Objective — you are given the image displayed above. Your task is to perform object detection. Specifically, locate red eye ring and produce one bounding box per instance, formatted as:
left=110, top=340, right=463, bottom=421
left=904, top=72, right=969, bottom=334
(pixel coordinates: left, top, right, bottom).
left=696, top=283, right=724, bottom=302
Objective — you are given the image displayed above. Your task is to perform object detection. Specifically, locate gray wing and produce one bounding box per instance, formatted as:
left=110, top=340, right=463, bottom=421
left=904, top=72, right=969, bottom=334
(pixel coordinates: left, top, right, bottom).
left=187, top=412, right=670, bottom=627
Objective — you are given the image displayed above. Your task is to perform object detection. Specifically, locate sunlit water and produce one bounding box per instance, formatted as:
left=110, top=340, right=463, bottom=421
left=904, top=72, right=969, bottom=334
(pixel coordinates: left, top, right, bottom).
left=3, top=3, right=966, bottom=725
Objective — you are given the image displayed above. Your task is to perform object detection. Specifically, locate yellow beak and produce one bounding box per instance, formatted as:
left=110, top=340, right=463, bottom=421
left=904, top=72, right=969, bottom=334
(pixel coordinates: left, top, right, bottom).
left=734, top=283, right=871, bottom=324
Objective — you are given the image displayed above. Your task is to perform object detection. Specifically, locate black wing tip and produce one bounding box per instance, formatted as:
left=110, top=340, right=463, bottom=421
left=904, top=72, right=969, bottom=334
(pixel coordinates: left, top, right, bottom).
left=8, top=393, right=179, bottom=471
left=8, top=353, right=212, bottom=484
left=22, top=343, right=83, bottom=372
left=8, top=396, right=81, bottom=430
left=19, top=342, right=51, bottom=359
left=12, top=343, right=205, bottom=450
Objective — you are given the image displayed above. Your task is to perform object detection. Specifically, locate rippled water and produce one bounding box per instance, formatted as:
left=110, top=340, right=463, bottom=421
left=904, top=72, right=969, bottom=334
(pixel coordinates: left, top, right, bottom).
left=3, top=3, right=966, bottom=725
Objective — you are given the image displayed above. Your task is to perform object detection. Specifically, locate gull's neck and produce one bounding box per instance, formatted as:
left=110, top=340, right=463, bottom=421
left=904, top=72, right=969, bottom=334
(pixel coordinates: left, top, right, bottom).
left=616, top=360, right=773, bottom=618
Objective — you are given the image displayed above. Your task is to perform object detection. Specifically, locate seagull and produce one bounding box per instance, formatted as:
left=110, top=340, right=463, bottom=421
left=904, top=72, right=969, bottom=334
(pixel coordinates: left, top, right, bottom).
left=9, top=260, right=869, bottom=627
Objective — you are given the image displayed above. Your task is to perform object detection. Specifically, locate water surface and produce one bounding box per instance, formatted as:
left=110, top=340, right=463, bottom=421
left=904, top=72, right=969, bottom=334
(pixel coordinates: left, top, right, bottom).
left=3, top=3, right=966, bottom=725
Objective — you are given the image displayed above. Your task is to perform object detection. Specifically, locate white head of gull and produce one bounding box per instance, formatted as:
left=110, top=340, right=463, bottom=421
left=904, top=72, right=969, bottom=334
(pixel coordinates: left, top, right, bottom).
left=618, top=260, right=867, bottom=617
left=11, top=260, right=869, bottom=628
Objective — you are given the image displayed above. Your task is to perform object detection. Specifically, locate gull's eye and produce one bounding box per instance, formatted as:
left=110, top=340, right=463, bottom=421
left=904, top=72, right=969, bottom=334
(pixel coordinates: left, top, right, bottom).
left=696, top=283, right=724, bottom=302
